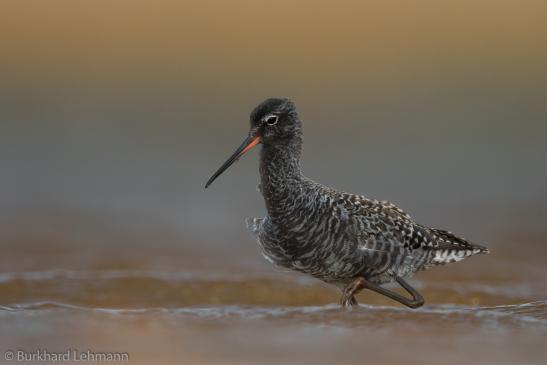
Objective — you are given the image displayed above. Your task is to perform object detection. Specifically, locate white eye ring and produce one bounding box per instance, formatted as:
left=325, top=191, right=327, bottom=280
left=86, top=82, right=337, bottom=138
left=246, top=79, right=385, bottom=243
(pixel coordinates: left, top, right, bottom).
left=264, top=114, right=278, bottom=125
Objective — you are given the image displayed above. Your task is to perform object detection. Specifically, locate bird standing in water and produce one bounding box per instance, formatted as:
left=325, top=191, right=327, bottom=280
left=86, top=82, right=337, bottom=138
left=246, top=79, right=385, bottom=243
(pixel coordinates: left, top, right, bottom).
left=205, top=98, right=489, bottom=308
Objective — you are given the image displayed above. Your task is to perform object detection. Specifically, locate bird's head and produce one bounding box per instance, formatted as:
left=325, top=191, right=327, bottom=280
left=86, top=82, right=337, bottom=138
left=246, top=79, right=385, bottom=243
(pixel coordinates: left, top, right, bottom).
left=249, top=98, right=301, bottom=145
left=205, top=98, right=301, bottom=188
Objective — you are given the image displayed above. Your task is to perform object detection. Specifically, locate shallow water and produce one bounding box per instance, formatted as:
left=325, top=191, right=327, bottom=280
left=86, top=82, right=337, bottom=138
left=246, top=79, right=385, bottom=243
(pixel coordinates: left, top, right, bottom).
left=1, top=216, right=546, bottom=365
left=1, top=254, right=546, bottom=365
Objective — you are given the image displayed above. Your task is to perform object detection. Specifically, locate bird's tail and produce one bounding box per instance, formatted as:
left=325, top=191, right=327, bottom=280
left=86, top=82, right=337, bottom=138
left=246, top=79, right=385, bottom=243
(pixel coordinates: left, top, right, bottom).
left=428, top=228, right=489, bottom=266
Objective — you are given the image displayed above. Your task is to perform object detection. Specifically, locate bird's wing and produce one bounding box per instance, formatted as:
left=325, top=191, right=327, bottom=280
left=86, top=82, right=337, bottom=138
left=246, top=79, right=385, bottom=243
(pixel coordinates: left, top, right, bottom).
left=339, top=196, right=415, bottom=258
left=343, top=196, right=487, bottom=273
left=344, top=196, right=484, bottom=251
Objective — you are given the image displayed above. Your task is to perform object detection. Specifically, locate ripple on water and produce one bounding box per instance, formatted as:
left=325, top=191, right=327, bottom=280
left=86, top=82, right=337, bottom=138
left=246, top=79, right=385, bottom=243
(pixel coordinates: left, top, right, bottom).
left=1, top=300, right=546, bottom=332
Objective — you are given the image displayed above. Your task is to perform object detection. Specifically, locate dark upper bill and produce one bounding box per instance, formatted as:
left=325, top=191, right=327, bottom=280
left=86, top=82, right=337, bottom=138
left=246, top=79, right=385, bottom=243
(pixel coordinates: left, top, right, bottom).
left=204, top=135, right=261, bottom=188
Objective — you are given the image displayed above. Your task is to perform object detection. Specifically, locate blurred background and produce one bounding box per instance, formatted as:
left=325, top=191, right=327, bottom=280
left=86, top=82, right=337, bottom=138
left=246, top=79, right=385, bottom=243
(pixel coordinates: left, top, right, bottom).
left=1, top=1, right=546, bottom=364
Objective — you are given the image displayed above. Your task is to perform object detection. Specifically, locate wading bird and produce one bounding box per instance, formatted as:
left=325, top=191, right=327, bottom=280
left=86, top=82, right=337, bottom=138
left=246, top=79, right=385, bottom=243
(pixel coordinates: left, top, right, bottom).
left=205, top=98, right=489, bottom=308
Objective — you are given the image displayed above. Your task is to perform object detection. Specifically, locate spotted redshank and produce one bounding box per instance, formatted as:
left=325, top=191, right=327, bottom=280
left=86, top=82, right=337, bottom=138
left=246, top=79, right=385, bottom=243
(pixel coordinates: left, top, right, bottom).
left=205, top=98, right=489, bottom=308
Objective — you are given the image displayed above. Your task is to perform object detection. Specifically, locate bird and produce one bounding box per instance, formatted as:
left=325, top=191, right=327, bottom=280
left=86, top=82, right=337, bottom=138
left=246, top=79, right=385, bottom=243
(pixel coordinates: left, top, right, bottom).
left=205, top=98, right=489, bottom=309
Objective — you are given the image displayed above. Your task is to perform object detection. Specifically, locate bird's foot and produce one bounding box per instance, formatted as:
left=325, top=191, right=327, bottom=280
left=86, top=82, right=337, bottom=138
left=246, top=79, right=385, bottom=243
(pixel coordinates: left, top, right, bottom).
left=340, top=277, right=367, bottom=309
left=340, top=294, right=359, bottom=309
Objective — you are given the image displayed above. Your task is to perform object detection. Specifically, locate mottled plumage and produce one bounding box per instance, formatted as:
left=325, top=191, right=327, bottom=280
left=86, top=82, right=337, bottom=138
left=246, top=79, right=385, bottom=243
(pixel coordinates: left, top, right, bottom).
left=206, top=98, right=489, bottom=308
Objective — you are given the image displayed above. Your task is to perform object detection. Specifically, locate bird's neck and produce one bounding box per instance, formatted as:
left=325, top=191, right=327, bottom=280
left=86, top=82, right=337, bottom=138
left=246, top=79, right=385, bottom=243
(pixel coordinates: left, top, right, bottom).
left=259, top=137, right=304, bottom=219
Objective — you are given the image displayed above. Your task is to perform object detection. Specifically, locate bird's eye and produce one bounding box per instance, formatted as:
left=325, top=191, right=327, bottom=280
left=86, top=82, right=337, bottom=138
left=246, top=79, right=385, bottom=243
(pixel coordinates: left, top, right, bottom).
left=264, top=115, right=278, bottom=125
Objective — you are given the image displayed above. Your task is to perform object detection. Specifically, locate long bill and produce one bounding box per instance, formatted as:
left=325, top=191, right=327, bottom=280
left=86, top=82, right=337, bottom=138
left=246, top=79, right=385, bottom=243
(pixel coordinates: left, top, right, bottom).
left=205, top=134, right=261, bottom=188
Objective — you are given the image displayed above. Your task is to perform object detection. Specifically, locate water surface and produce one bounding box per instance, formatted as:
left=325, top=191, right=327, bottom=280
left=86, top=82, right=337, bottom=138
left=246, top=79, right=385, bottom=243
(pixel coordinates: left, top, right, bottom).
left=1, top=243, right=546, bottom=365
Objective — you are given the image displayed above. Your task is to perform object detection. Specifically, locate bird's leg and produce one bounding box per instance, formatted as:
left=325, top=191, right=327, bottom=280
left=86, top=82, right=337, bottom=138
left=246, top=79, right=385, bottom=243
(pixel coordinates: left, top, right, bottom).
left=340, top=277, right=367, bottom=308
left=364, top=277, right=425, bottom=309
left=340, top=277, right=424, bottom=309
